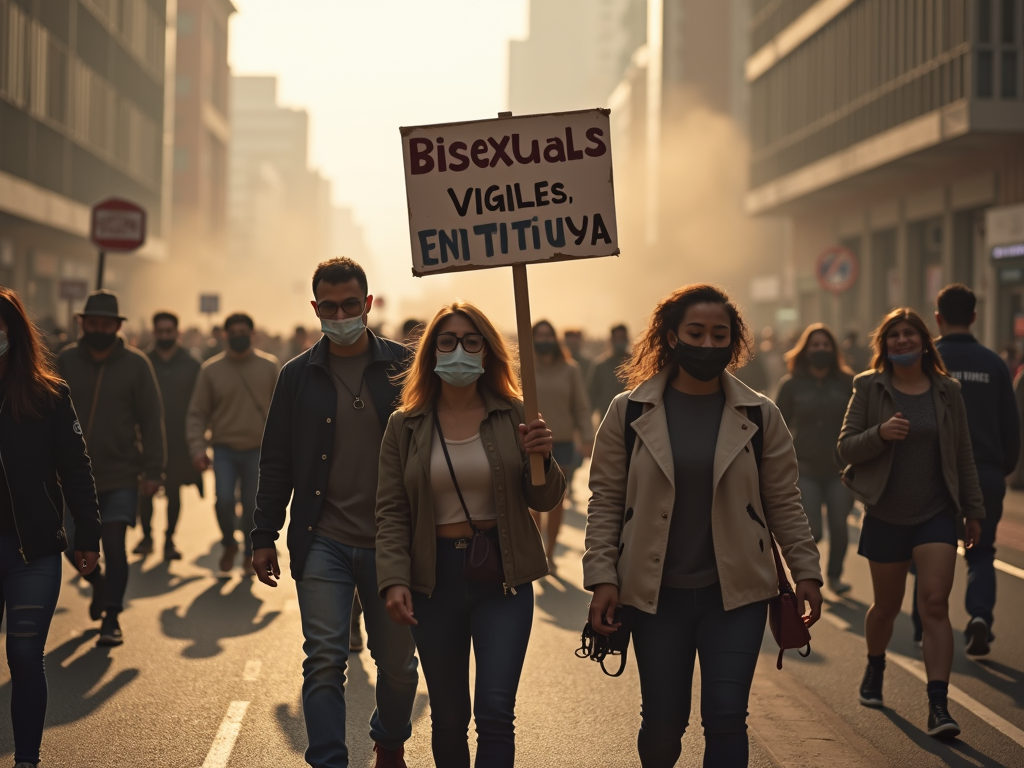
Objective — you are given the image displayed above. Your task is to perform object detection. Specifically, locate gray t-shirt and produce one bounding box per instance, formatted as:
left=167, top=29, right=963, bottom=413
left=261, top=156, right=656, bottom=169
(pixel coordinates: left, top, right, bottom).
left=867, top=388, right=952, bottom=525
left=315, top=351, right=384, bottom=548
left=662, top=386, right=725, bottom=589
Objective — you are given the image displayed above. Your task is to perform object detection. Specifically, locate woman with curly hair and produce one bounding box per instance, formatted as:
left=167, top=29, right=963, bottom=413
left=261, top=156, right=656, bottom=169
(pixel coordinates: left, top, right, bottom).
left=584, top=284, right=822, bottom=767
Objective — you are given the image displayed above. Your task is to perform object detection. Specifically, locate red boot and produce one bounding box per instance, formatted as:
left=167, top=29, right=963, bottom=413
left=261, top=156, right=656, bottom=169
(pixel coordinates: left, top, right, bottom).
left=373, top=743, right=408, bottom=768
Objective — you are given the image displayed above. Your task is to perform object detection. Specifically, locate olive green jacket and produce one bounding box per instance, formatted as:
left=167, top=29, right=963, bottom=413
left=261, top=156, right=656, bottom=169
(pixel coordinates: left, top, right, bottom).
left=375, top=390, right=566, bottom=597
left=837, top=370, right=985, bottom=518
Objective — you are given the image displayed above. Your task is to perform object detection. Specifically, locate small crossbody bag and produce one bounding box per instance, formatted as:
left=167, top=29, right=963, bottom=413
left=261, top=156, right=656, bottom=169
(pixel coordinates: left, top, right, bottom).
left=432, top=411, right=505, bottom=584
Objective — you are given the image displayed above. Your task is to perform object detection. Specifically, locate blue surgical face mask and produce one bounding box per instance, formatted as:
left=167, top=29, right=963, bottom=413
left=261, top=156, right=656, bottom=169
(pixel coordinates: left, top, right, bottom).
left=888, top=349, right=922, bottom=367
left=321, top=315, right=365, bottom=347
left=0, top=331, right=8, bottom=359
left=434, top=346, right=485, bottom=387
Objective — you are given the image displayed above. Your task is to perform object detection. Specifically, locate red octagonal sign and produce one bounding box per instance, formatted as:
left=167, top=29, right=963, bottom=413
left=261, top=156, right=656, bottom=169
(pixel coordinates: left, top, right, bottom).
left=91, top=198, right=147, bottom=252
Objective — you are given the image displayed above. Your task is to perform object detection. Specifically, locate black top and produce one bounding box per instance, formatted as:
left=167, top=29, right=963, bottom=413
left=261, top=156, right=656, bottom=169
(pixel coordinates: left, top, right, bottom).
left=775, top=370, right=854, bottom=480
left=0, top=378, right=12, bottom=536
left=147, top=346, right=203, bottom=488
left=662, top=386, right=725, bottom=589
left=936, top=334, right=1021, bottom=478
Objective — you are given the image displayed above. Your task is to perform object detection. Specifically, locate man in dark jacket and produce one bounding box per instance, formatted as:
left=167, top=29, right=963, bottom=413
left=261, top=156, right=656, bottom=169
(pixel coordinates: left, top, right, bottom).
left=587, top=323, right=631, bottom=421
left=931, top=284, right=1021, bottom=656
left=251, top=258, right=418, bottom=768
left=136, top=310, right=202, bottom=560
left=57, top=291, right=166, bottom=647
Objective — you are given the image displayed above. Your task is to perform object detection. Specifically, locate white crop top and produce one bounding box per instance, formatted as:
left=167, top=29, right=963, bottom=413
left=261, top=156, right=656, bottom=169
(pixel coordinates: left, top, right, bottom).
left=430, top=431, right=498, bottom=526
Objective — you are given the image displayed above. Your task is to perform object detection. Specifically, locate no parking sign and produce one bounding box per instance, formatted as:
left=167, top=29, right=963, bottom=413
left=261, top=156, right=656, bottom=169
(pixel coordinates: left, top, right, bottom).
left=816, top=246, right=859, bottom=294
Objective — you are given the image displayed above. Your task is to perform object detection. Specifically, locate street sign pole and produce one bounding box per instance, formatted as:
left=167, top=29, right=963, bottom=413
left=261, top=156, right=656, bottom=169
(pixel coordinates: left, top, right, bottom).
left=96, top=250, right=106, bottom=290
left=90, top=198, right=147, bottom=289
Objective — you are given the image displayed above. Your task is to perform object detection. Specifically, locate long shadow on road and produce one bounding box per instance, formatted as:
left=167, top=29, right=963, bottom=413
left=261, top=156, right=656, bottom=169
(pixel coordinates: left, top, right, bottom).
left=160, top=578, right=280, bottom=658
left=880, top=707, right=1013, bottom=768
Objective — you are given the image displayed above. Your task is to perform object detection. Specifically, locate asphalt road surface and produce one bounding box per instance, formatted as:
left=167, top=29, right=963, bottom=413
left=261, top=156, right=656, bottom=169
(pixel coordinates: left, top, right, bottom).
left=1, top=467, right=1023, bottom=767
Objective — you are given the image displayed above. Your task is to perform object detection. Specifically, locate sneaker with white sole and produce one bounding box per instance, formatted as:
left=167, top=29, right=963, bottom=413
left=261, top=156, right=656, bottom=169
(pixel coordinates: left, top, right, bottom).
left=927, top=701, right=961, bottom=739
left=964, top=616, right=990, bottom=656
left=98, top=614, right=123, bottom=647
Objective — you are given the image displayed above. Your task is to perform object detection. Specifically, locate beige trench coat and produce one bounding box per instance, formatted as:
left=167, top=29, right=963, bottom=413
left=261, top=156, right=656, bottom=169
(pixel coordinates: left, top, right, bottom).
left=584, top=367, right=822, bottom=613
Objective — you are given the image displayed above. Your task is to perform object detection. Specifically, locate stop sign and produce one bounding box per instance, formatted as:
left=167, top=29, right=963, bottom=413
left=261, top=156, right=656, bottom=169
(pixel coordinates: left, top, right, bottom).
left=91, top=198, right=147, bottom=251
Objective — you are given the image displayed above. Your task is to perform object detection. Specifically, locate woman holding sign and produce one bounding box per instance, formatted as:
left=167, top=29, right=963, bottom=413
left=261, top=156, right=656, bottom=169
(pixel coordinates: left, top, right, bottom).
left=584, top=284, right=822, bottom=768
left=375, top=301, right=564, bottom=768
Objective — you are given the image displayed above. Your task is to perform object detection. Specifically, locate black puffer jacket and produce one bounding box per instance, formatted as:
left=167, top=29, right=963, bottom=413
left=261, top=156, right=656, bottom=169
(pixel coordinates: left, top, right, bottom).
left=0, top=384, right=101, bottom=561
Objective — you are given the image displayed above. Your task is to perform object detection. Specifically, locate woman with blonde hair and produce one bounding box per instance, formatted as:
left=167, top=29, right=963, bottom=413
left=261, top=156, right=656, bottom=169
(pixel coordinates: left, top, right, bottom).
left=375, top=301, right=564, bottom=768
left=838, top=308, right=983, bottom=739
left=585, top=284, right=821, bottom=767
left=776, top=323, right=855, bottom=593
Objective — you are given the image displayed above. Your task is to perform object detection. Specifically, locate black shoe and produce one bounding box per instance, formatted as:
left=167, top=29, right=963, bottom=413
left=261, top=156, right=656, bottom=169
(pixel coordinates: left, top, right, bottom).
left=97, top=615, right=123, bottom=647
left=164, top=542, right=182, bottom=561
left=133, top=537, right=154, bottom=555
left=88, top=572, right=106, bottom=622
left=927, top=701, right=961, bottom=739
left=965, top=617, right=990, bottom=657
left=859, top=663, right=884, bottom=707
left=913, top=628, right=923, bottom=649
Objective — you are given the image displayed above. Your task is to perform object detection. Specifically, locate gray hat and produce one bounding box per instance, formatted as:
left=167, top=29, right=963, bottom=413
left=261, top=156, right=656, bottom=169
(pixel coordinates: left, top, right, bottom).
left=77, top=290, right=126, bottom=320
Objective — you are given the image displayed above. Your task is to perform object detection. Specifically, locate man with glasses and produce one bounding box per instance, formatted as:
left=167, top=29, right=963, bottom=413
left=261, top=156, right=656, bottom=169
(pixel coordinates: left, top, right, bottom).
left=251, top=258, right=418, bottom=768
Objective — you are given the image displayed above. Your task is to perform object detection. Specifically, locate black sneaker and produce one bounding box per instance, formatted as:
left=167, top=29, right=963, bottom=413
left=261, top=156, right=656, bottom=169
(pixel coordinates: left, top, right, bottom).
left=859, top=663, right=884, bottom=707
left=88, top=572, right=106, bottom=622
left=164, top=542, right=183, bottom=561
left=965, top=617, right=990, bottom=657
left=927, top=701, right=961, bottom=739
left=133, top=537, right=154, bottom=555
left=97, top=615, right=123, bottom=647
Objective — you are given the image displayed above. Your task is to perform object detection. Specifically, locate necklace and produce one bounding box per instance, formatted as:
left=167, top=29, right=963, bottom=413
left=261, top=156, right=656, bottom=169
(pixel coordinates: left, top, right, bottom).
left=329, top=363, right=367, bottom=410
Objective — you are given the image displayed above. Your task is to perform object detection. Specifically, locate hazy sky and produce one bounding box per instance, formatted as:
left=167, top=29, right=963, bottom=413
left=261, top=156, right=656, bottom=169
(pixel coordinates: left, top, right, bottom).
left=229, top=1, right=529, bottom=310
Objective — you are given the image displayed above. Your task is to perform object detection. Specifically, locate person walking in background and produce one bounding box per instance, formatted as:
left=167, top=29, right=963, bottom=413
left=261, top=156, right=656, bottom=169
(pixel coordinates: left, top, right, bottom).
left=585, top=284, right=822, bottom=768
left=251, top=258, right=418, bottom=768
left=376, top=301, right=564, bottom=768
left=288, top=326, right=311, bottom=361
left=187, top=313, right=279, bottom=577
left=531, top=320, right=593, bottom=570
left=402, top=318, right=425, bottom=346
left=842, top=329, right=872, bottom=374
left=563, top=328, right=593, bottom=382
left=776, top=324, right=855, bottom=594
left=137, top=311, right=203, bottom=561
left=587, top=324, right=631, bottom=421
left=57, top=290, right=165, bottom=647
left=926, top=285, right=1019, bottom=656
left=0, top=287, right=101, bottom=768
left=838, top=308, right=984, bottom=739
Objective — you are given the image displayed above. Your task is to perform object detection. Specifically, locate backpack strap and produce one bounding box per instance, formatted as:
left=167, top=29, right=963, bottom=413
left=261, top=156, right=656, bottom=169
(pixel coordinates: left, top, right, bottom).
left=623, top=398, right=644, bottom=471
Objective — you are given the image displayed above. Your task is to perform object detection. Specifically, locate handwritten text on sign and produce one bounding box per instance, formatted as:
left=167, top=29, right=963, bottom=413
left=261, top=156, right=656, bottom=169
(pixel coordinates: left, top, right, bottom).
left=401, top=109, right=618, bottom=276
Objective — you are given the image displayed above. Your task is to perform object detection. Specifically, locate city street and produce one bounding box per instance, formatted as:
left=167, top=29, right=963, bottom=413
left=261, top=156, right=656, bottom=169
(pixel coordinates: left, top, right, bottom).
left=2, top=467, right=1024, bottom=767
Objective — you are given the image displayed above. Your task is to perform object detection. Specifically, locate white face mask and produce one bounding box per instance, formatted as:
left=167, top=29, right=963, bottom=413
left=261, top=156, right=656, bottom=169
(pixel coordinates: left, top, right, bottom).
left=434, top=346, right=485, bottom=387
left=321, top=315, right=365, bottom=347
left=0, top=330, right=8, bottom=359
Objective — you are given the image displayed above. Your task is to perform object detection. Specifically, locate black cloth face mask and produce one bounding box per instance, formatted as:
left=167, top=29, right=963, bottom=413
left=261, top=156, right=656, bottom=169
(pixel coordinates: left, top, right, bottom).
left=534, top=341, right=560, bottom=357
left=228, top=335, right=251, bottom=353
left=155, top=338, right=176, bottom=351
left=807, top=350, right=835, bottom=369
left=672, top=342, right=732, bottom=382
left=83, top=331, right=117, bottom=352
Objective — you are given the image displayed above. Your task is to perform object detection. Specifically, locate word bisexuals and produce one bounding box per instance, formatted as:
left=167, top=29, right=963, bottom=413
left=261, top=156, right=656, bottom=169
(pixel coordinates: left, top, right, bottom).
left=409, top=127, right=607, bottom=175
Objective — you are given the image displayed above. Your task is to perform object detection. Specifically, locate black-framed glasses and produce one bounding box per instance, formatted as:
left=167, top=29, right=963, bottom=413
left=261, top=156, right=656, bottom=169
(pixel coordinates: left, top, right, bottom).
left=436, top=332, right=485, bottom=353
left=317, top=298, right=365, bottom=318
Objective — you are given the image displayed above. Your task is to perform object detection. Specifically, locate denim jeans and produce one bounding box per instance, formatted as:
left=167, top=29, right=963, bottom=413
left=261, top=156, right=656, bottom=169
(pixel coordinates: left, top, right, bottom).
left=410, top=538, right=534, bottom=768
left=797, top=469, right=852, bottom=580
left=64, top=487, right=138, bottom=612
left=139, top=484, right=182, bottom=541
left=632, top=583, right=768, bottom=768
left=0, top=535, right=61, bottom=765
left=212, top=446, right=260, bottom=555
left=296, top=536, right=418, bottom=768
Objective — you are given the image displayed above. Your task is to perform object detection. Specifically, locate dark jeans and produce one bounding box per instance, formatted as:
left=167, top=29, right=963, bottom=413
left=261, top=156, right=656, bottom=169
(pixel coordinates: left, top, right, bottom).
left=411, top=538, right=534, bottom=768
left=213, top=446, right=259, bottom=555
left=296, top=536, right=418, bottom=768
left=0, top=535, right=61, bottom=765
left=139, top=484, right=182, bottom=542
left=64, top=488, right=137, bottom=613
left=632, top=584, right=768, bottom=768
left=797, top=470, right=852, bottom=580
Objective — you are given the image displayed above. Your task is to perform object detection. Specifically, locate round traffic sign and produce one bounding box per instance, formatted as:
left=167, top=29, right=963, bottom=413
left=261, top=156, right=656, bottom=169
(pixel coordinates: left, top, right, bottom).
left=91, top=198, right=147, bottom=252
left=815, top=246, right=859, bottom=294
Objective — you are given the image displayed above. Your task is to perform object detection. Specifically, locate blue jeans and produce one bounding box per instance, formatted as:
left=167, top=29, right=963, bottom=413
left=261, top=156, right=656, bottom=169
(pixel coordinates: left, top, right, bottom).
left=411, top=538, right=534, bottom=768
left=1, top=535, right=61, bottom=765
left=632, top=584, right=768, bottom=768
left=964, top=469, right=1004, bottom=634
left=64, top=487, right=138, bottom=612
left=212, top=446, right=260, bottom=555
left=797, top=470, right=852, bottom=580
left=296, top=536, right=418, bottom=768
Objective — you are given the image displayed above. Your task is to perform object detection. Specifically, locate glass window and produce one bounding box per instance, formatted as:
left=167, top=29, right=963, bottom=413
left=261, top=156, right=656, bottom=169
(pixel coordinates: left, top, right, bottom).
left=1002, top=51, right=1018, bottom=98
left=176, top=75, right=192, bottom=97
left=977, top=50, right=994, bottom=97
left=1001, top=0, right=1015, bottom=44
left=174, top=147, right=188, bottom=171
left=979, top=0, right=992, bottom=43
left=178, top=12, right=194, bottom=36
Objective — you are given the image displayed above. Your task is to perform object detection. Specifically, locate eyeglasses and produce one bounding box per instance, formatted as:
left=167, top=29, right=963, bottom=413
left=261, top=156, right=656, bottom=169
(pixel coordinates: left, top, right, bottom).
left=436, top=333, right=485, bottom=353
left=316, top=298, right=365, bottom=318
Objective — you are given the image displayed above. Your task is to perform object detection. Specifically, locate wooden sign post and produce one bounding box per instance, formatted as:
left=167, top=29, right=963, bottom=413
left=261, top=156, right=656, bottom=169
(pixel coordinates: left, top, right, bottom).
left=400, top=108, right=619, bottom=483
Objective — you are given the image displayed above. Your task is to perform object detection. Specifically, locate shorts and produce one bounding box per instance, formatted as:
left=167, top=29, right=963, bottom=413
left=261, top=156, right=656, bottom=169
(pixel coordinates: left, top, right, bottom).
left=551, top=441, right=580, bottom=472
left=98, top=487, right=140, bottom=526
left=857, top=511, right=958, bottom=563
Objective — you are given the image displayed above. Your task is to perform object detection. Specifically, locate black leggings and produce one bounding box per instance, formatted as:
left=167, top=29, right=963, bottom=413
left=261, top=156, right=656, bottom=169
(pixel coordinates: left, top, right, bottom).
left=65, top=522, right=129, bottom=613
left=139, top=485, right=182, bottom=540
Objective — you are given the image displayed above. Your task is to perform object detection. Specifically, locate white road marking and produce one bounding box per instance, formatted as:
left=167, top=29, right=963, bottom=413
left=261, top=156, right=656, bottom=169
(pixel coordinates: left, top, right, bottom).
left=202, top=700, right=249, bottom=768
left=957, top=546, right=1024, bottom=580
left=242, top=659, right=262, bottom=681
left=820, top=610, right=1024, bottom=748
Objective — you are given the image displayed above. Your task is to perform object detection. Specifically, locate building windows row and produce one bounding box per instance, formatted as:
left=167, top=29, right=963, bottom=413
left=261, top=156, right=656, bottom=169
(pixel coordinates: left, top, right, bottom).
left=975, top=0, right=1023, bottom=98
left=79, top=0, right=165, bottom=83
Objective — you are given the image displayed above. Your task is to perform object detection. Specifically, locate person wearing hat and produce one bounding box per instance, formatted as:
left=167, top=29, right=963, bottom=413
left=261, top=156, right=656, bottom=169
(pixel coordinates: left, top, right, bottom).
left=57, top=290, right=166, bottom=646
